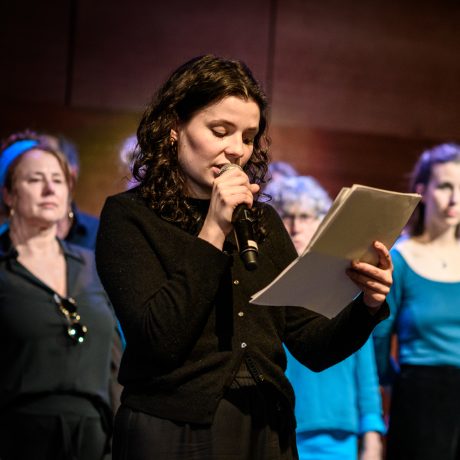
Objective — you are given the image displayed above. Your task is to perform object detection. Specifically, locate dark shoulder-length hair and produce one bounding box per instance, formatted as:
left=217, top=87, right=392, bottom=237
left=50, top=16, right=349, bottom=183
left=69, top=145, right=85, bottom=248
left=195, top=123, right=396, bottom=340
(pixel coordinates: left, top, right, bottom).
left=407, top=142, right=460, bottom=237
left=133, top=54, right=270, bottom=235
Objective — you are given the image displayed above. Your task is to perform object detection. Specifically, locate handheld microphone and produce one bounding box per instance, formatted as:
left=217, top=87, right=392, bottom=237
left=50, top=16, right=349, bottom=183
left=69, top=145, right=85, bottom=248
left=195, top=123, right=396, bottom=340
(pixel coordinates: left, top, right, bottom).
left=218, top=164, right=259, bottom=271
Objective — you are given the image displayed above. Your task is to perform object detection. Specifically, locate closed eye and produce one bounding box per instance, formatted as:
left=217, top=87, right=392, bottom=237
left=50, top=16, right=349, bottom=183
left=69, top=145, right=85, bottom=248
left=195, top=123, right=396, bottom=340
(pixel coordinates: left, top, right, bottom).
left=243, top=137, right=255, bottom=145
left=212, top=129, right=226, bottom=138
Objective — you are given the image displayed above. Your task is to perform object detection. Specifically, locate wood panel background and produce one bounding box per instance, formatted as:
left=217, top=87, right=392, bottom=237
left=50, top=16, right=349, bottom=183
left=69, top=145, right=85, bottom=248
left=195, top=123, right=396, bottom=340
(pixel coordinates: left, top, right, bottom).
left=1, top=0, right=459, bottom=214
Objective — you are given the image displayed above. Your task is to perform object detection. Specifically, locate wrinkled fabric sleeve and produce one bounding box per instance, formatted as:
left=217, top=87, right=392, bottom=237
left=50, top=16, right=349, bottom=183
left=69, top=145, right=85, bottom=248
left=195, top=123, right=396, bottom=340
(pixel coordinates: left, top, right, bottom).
left=95, top=195, right=230, bottom=369
left=355, top=338, right=386, bottom=434
left=284, top=294, right=389, bottom=372
left=261, top=205, right=391, bottom=373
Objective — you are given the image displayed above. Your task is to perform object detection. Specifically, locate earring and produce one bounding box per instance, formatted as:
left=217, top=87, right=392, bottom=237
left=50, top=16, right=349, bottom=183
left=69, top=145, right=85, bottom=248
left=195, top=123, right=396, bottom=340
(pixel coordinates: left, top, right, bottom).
left=169, top=138, right=178, bottom=154
left=9, top=208, right=15, bottom=218
left=68, top=209, right=74, bottom=220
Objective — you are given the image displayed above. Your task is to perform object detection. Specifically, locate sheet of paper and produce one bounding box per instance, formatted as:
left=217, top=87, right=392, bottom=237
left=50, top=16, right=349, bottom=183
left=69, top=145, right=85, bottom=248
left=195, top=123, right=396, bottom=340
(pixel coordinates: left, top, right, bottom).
left=250, top=184, right=421, bottom=318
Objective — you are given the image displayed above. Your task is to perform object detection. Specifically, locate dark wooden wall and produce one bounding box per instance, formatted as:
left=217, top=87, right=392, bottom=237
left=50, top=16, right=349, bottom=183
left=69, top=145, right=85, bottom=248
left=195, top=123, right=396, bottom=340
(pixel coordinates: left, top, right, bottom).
left=1, top=0, right=459, bottom=214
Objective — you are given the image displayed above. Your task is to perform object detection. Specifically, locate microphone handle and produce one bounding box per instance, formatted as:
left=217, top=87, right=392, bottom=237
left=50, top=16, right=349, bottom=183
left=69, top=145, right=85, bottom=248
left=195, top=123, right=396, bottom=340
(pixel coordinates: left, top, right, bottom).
left=233, top=204, right=258, bottom=271
left=216, top=164, right=258, bottom=270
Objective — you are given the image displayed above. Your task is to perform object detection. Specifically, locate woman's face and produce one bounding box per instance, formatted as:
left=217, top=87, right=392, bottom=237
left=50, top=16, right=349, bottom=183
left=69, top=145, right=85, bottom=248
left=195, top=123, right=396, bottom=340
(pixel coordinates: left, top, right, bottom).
left=421, top=161, right=460, bottom=231
left=4, top=149, right=69, bottom=227
left=171, top=96, right=260, bottom=199
left=281, top=206, right=322, bottom=255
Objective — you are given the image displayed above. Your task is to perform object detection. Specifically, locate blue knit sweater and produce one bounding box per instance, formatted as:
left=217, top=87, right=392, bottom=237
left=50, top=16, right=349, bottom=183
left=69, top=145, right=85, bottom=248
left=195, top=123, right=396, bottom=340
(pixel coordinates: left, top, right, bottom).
left=373, top=249, right=460, bottom=383
left=285, top=338, right=385, bottom=435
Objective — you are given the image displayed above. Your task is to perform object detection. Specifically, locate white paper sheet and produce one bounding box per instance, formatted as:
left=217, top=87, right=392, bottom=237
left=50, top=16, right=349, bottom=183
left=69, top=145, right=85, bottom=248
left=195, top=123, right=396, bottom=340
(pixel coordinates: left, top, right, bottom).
left=250, top=184, right=421, bottom=318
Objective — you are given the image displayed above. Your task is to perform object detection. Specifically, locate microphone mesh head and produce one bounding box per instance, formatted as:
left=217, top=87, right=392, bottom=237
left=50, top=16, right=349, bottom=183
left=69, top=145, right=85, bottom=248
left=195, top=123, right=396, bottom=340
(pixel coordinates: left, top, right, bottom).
left=217, top=163, right=243, bottom=176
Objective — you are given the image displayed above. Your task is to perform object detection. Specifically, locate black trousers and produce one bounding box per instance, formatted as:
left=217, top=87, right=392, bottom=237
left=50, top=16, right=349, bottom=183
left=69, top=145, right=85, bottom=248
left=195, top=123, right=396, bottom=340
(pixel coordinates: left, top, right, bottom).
left=0, top=411, right=107, bottom=460
left=386, top=364, right=460, bottom=460
left=113, top=386, right=298, bottom=460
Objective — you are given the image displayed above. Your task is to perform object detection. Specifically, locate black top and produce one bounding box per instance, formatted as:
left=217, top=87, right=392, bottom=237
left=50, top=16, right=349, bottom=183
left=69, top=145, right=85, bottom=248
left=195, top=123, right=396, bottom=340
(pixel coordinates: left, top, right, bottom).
left=95, top=187, right=389, bottom=427
left=0, top=232, right=115, bottom=417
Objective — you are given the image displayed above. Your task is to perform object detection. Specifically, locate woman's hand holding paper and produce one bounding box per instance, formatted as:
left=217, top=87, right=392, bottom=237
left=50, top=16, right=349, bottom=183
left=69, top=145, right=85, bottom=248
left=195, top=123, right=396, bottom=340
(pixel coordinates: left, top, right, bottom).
left=346, top=241, right=393, bottom=311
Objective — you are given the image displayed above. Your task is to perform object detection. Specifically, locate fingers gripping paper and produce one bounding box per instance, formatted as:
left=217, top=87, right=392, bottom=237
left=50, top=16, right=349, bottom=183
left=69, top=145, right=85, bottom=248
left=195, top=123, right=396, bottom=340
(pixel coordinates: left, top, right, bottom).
left=250, top=184, right=421, bottom=318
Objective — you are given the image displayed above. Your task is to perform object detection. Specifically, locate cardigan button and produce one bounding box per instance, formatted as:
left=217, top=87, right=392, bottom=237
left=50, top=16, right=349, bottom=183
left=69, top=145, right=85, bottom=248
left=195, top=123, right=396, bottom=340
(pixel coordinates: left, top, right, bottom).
left=241, top=342, right=247, bottom=348
left=233, top=279, right=240, bottom=285
left=238, top=311, right=244, bottom=317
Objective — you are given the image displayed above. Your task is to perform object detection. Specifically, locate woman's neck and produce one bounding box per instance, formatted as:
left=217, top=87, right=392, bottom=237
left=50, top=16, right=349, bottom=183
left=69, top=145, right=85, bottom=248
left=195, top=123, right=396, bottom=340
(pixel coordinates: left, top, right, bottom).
left=415, top=225, right=458, bottom=247
left=56, top=212, right=73, bottom=239
left=9, top=219, right=59, bottom=256
left=402, top=231, right=460, bottom=282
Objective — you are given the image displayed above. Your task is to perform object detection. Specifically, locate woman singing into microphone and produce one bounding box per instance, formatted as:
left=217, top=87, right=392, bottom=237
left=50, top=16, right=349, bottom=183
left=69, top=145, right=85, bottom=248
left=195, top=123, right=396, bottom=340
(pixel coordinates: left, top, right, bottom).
left=95, top=55, right=393, bottom=460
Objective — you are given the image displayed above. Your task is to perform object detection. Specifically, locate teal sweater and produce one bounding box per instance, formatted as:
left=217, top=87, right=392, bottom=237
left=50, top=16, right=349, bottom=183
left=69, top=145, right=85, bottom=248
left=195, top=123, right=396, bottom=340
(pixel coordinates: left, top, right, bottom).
left=286, top=338, right=385, bottom=435
left=373, top=248, right=460, bottom=383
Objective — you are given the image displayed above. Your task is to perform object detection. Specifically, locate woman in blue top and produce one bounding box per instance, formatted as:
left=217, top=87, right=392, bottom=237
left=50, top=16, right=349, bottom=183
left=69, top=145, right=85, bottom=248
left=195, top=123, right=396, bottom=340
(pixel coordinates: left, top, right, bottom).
left=373, top=143, right=460, bottom=460
left=266, top=175, right=385, bottom=460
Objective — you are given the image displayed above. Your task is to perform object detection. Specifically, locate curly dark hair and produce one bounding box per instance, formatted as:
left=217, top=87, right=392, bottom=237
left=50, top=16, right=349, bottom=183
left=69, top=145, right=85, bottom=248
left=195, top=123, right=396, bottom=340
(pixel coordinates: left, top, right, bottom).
left=133, top=54, right=271, bottom=235
left=407, top=142, right=460, bottom=237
